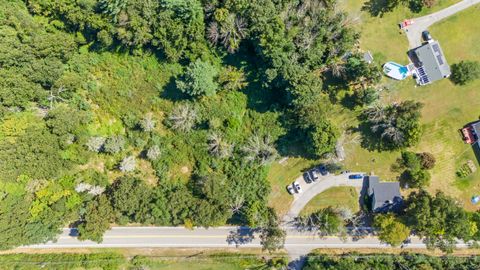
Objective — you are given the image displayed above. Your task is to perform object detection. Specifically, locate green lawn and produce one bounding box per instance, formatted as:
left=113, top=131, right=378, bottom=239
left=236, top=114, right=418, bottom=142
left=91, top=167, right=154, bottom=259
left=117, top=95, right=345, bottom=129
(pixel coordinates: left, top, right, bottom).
left=300, top=187, right=360, bottom=216
left=340, top=3, right=480, bottom=210
left=267, top=2, right=480, bottom=215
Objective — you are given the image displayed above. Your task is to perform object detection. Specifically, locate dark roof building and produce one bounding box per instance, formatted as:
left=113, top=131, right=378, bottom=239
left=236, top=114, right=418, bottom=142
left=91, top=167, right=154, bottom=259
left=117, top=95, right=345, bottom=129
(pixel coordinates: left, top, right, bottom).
left=461, top=121, right=480, bottom=164
left=409, top=40, right=451, bottom=85
left=461, top=120, right=480, bottom=145
left=367, top=176, right=403, bottom=213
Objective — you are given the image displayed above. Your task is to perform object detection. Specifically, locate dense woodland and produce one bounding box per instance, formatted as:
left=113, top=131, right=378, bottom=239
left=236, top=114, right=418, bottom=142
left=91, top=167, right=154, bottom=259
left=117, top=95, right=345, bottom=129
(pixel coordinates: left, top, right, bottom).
left=0, top=0, right=472, bottom=251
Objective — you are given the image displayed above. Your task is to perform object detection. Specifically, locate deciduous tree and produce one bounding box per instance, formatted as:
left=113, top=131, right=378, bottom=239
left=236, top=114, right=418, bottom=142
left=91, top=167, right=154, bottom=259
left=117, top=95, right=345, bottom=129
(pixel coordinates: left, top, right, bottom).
left=374, top=213, right=410, bottom=246
left=78, top=195, right=114, bottom=243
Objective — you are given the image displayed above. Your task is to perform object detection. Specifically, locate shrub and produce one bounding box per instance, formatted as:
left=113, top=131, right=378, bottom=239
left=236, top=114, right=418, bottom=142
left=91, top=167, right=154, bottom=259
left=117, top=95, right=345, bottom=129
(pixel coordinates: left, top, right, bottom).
left=104, top=135, right=126, bottom=154
left=166, top=103, right=198, bottom=132
left=450, top=61, right=480, bottom=85
left=146, top=145, right=161, bottom=160
left=418, top=152, right=436, bottom=170
left=119, top=156, right=136, bottom=172
left=176, top=59, right=218, bottom=97
left=86, top=136, right=106, bottom=152
left=139, top=112, right=155, bottom=132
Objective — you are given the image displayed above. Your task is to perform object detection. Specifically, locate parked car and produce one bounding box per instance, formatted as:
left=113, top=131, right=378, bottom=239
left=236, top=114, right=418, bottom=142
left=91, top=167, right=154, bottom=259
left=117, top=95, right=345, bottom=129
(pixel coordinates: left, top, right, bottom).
left=303, top=172, right=312, bottom=184
left=349, top=174, right=364, bottom=179
left=309, top=170, right=319, bottom=182
left=398, top=19, right=414, bottom=29
left=286, top=185, right=295, bottom=195
left=293, top=181, right=302, bottom=193
left=341, top=170, right=351, bottom=174
left=422, top=30, right=432, bottom=42
left=318, top=165, right=328, bottom=176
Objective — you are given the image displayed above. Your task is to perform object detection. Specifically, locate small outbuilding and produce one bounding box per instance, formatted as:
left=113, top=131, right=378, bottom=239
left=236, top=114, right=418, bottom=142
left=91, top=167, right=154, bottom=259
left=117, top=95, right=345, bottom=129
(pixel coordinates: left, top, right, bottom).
left=363, top=51, right=374, bottom=64
left=367, top=176, right=403, bottom=213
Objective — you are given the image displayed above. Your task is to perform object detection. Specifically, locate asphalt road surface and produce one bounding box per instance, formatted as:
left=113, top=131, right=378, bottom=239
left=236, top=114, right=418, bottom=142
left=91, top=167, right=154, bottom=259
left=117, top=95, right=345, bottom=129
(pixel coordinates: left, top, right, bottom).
left=404, top=0, right=480, bottom=48
left=24, top=226, right=467, bottom=250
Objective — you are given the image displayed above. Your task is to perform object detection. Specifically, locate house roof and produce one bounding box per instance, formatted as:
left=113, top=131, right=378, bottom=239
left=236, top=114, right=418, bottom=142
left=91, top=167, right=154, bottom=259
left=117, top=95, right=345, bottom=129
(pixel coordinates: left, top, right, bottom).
left=411, top=41, right=451, bottom=83
left=363, top=51, right=374, bottom=64
left=471, top=121, right=480, bottom=138
left=368, top=176, right=402, bottom=210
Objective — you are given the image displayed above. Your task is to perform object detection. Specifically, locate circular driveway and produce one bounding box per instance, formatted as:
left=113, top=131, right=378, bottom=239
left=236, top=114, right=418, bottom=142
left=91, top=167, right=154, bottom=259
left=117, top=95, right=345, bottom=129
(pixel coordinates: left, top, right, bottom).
left=283, top=172, right=365, bottom=223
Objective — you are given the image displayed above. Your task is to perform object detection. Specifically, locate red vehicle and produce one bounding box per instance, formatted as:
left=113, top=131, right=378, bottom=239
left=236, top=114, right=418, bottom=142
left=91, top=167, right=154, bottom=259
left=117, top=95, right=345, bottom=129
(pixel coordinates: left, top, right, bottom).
left=398, top=19, right=414, bottom=29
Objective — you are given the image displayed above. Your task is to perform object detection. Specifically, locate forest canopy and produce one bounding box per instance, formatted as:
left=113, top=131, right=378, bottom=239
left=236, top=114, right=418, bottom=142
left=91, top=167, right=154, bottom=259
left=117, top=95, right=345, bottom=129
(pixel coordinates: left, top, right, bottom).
left=0, top=0, right=391, bottom=248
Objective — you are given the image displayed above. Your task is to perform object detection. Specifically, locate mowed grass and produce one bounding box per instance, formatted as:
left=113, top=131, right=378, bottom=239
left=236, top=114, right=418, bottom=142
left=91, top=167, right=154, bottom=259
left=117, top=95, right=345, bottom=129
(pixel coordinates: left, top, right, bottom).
left=340, top=0, right=460, bottom=63
left=300, top=187, right=360, bottom=216
left=267, top=2, right=480, bottom=215
left=341, top=3, right=480, bottom=209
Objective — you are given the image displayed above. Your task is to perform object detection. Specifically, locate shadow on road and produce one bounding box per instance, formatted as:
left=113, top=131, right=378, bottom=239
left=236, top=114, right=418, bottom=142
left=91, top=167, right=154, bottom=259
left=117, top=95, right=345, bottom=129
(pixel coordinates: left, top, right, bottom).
left=226, top=227, right=257, bottom=247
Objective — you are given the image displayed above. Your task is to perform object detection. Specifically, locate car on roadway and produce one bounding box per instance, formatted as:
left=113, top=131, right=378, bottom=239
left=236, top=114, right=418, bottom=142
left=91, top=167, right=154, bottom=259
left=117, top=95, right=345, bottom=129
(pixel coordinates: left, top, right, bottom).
left=303, top=172, right=312, bottom=184
left=293, top=181, right=302, bottom=193
left=318, top=165, right=328, bottom=176
left=286, top=185, right=296, bottom=195
left=349, top=174, right=364, bottom=180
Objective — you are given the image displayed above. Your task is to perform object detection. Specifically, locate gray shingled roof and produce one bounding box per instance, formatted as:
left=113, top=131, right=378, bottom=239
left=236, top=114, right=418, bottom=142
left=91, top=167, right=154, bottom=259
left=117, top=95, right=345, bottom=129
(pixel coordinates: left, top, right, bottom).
left=368, top=176, right=402, bottom=212
left=412, top=41, right=451, bottom=83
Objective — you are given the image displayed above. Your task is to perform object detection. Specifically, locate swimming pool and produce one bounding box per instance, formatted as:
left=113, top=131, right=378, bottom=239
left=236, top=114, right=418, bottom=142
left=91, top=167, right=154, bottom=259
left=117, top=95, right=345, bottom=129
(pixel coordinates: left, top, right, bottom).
left=383, top=62, right=410, bottom=80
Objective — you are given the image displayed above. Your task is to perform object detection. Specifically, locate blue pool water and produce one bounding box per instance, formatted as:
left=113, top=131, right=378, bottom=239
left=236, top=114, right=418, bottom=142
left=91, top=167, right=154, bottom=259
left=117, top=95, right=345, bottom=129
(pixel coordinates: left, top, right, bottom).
left=383, top=61, right=409, bottom=80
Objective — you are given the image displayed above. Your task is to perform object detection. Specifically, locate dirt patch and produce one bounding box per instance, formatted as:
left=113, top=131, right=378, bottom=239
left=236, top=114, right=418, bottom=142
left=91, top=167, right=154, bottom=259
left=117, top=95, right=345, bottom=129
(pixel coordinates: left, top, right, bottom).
left=180, top=166, right=190, bottom=174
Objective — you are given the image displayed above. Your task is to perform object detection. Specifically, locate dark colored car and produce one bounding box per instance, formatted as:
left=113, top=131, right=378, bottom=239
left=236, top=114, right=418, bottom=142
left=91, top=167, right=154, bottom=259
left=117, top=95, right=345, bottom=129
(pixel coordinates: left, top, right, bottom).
left=422, top=30, right=432, bottom=42
left=349, top=174, right=364, bottom=179
left=303, top=172, right=312, bottom=184
left=318, top=165, right=328, bottom=176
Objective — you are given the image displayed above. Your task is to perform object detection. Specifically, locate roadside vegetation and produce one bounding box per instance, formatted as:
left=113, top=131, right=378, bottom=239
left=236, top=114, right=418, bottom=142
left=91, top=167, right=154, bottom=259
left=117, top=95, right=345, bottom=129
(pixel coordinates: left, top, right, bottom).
left=0, top=252, right=287, bottom=270
left=304, top=252, right=480, bottom=269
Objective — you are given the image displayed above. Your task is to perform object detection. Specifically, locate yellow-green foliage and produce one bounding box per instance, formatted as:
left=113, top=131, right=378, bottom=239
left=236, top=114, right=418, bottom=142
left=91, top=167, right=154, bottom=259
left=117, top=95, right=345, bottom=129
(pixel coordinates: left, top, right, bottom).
left=0, top=112, right=41, bottom=143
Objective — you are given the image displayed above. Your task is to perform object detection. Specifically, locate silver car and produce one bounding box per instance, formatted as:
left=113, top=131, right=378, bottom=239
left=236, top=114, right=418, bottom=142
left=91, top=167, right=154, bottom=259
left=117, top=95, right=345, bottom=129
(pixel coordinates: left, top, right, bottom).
left=286, top=185, right=295, bottom=195
left=293, top=181, right=302, bottom=193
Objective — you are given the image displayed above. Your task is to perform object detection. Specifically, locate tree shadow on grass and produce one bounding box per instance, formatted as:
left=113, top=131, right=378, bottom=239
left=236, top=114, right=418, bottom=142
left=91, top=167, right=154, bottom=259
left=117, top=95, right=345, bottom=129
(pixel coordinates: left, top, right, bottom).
left=361, top=0, right=400, bottom=17
left=349, top=121, right=383, bottom=152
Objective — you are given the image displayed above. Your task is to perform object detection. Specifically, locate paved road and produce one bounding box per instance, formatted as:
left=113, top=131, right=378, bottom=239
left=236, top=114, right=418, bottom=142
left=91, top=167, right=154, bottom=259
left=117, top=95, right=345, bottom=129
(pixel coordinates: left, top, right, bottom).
left=404, top=0, right=480, bottom=48
left=23, top=227, right=467, bottom=250
left=283, top=172, right=365, bottom=223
